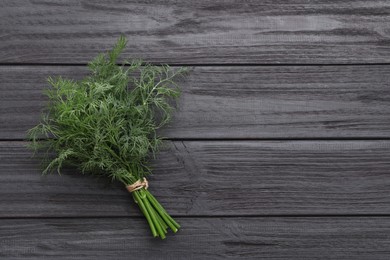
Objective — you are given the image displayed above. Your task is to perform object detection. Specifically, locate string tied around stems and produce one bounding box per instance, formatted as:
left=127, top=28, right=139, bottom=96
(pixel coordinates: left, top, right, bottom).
left=126, top=177, right=149, bottom=193
left=125, top=176, right=180, bottom=238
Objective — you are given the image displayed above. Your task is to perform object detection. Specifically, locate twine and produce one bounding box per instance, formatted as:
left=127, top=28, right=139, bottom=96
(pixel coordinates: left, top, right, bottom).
left=126, top=178, right=149, bottom=192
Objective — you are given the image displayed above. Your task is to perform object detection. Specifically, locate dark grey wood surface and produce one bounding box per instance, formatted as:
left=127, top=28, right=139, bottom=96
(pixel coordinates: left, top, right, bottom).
left=1, top=217, right=390, bottom=260
left=2, top=65, right=390, bottom=139
left=1, top=1, right=389, bottom=259
left=1, top=0, right=390, bottom=64
left=1, top=141, right=390, bottom=217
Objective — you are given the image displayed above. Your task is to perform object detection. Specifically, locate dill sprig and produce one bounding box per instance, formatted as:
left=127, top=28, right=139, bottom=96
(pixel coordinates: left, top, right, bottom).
left=28, top=36, right=187, bottom=239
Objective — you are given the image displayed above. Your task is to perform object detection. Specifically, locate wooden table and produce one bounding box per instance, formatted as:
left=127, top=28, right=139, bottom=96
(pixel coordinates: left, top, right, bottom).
left=1, top=1, right=390, bottom=259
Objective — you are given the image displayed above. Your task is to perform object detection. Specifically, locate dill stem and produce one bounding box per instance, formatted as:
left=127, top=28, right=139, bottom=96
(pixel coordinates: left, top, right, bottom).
left=147, top=190, right=180, bottom=229
left=145, top=190, right=180, bottom=232
left=140, top=189, right=166, bottom=239
left=133, top=191, right=157, bottom=237
left=155, top=209, right=168, bottom=232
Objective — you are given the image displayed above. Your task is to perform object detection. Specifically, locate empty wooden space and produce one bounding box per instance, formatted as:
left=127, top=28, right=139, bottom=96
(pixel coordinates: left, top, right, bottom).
left=1, top=0, right=390, bottom=64
left=1, top=217, right=390, bottom=259
left=0, top=0, right=389, bottom=259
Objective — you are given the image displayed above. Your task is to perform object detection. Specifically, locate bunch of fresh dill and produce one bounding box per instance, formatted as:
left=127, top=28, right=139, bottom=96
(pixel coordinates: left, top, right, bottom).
left=28, top=36, right=187, bottom=239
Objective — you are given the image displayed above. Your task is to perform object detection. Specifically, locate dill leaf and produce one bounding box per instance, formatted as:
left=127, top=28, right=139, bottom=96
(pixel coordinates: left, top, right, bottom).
left=28, top=36, right=187, bottom=187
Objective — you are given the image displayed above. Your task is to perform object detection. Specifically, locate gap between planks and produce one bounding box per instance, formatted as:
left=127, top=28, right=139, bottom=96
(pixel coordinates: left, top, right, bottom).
left=2, top=214, right=390, bottom=220
left=2, top=63, right=390, bottom=67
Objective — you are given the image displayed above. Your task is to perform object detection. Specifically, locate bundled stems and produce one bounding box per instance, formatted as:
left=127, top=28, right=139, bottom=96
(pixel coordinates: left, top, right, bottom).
left=132, top=188, right=180, bottom=239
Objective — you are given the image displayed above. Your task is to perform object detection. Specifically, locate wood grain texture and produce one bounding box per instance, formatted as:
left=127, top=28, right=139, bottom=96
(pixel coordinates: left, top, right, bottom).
left=1, top=141, right=390, bottom=217
left=1, top=0, right=390, bottom=64
left=1, top=65, right=390, bottom=139
left=1, top=217, right=390, bottom=259
left=2, top=1, right=390, bottom=258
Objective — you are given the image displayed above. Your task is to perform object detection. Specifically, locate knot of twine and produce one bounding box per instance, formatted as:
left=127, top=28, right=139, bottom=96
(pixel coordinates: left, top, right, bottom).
left=126, top=178, right=149, bottom=193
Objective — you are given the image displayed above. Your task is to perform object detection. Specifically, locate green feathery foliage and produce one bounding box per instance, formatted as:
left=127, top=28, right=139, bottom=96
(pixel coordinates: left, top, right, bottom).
left=28, top=36, right=187, bottom=239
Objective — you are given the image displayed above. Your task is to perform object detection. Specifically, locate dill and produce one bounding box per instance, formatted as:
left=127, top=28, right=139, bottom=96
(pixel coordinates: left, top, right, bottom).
left=28, top=36, right=187, bottom=239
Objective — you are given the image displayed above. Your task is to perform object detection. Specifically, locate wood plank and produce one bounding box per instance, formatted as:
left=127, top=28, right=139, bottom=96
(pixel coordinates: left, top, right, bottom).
left=1, top=0, right=390, bottom=64
left=1, top=217, right=390, bottom=259
left=1, top=65, right=390, bottom=139
left=1, top=141, right=390, bottom=217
